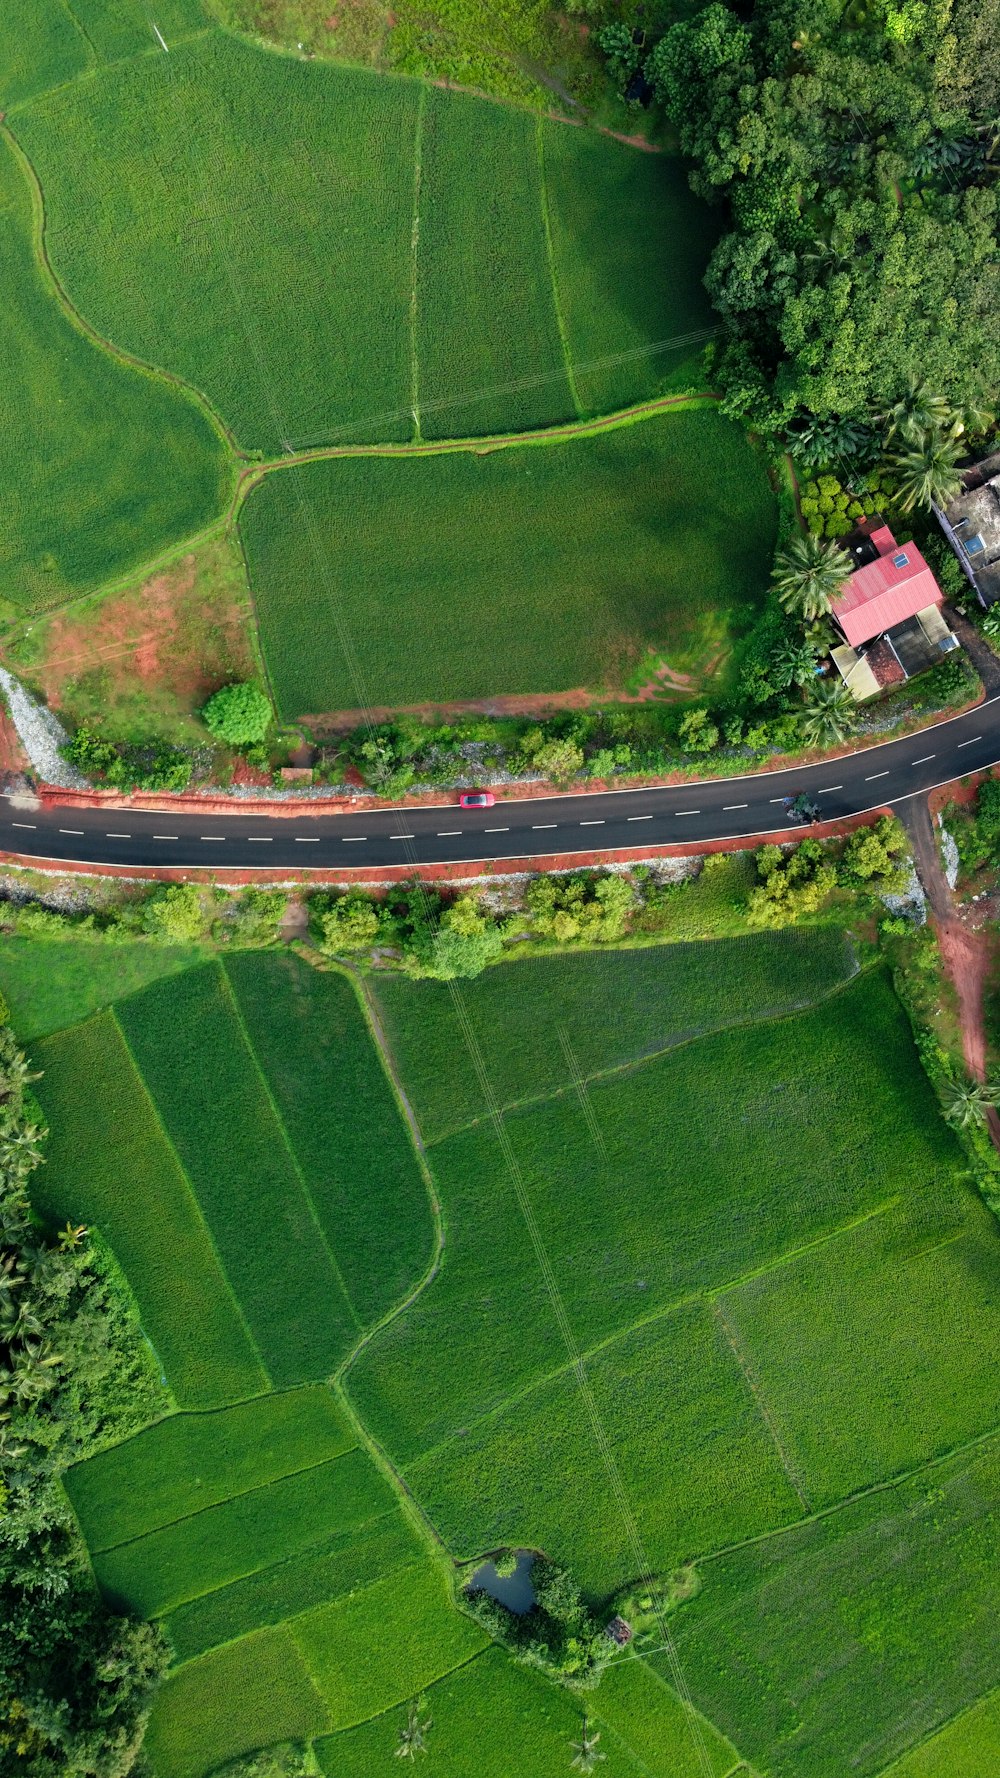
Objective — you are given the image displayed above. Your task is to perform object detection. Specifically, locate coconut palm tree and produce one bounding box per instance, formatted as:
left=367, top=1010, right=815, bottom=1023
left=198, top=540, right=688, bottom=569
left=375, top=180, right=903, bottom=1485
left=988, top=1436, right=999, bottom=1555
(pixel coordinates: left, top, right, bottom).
left=880, top=377, right=954, bottom=447
left=570, top=1720, right=606, bottom=1773
left=396, top=1699, right=432, bottom=1760
left=772, top=535, right=853, bottom=623
left=800, top=678, right=857, bottom=749
left=941, top=1075, right=1000, bottom=1129
left=775, top=634, right=822, bottom=690
left=889, top=432, right=965, bottom=512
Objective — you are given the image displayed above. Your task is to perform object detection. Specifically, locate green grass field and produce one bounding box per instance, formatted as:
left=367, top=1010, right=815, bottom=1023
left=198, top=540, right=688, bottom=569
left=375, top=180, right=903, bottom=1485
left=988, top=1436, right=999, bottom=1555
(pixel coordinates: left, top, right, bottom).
left=0, top=130, right=227, bottom=612
left=66, top=1386, right=354, bottom=1550
left=369, top=927, right=859, bottom=1140
left=670, top=1436, right=1000, bottom=1778
left=541, top=121, right=721, bottom=415
left=415, top=93, right=572, bottom=438
left=0, top=934, right=209, bottom=1040
left=349, top=969, right=957, bottom=1498
left=885, top=1688, right=1000, bottom=1776
left=29, top=930, right=1000, bottom=1777
left=13, top=31, right=716, bottom=458
left=116, top=963, right=361, bottom=1386
left=242, top=408, right=777, bottom=716
left=32, top=1011, right=268, bottom=1408
left=224, top=953, right=434, bottom=1323
left=1, top=1, right=89, bottom=109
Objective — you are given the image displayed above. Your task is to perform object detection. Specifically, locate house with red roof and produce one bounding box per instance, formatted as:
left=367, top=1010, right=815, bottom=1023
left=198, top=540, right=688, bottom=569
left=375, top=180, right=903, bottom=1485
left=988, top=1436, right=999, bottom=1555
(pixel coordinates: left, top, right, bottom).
left=829, top=517, right=960, bottom=700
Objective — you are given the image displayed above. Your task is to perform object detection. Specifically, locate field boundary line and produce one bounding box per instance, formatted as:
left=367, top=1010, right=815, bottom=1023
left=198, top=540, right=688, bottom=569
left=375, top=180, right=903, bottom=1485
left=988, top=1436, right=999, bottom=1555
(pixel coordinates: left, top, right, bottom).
left=292, top=1633, right=486, bottom=1739
left=421, top=957, right=879, bottom=1147
left=110, top=1007, right=272, bottom=1391
left=401, top=1194, right=899, bottom=1504
left=6, top=19, right=217, bottom=119
left=229, top=389, right=719, bottom=518
left=537, top=116, right=583, bottom=419
left=217, top=960, right=362, bottom=1335
left=408, top=85, right=426, bottom=440
left=711, top=1298, right=812, bottom=1514
left=2, top=125, right=242, bottom=465
left=700, top=1415, right=1000, bottom=1566
left=89, top=1446, right=364, bottom=1558
left=872, top=1682, right=1000, bottom=1777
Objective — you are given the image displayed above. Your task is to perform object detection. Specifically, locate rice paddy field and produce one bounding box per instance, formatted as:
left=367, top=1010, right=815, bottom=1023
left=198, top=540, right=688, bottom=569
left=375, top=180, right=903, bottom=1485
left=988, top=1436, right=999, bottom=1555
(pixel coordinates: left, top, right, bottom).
left=241, top=407, right=777, bottom=716
left=18, top=927, right=1000, bottom=1778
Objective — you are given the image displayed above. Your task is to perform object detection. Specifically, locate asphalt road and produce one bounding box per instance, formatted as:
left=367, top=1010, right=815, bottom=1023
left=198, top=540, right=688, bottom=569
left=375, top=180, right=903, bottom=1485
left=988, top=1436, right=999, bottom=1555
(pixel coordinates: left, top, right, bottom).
left=4, top=698, right=999, bottom=873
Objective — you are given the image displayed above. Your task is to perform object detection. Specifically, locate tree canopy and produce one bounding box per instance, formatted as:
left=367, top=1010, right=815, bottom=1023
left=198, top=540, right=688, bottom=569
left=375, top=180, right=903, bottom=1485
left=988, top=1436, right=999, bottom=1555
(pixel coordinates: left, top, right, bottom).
left=642, top=0, right=1000, bottom=442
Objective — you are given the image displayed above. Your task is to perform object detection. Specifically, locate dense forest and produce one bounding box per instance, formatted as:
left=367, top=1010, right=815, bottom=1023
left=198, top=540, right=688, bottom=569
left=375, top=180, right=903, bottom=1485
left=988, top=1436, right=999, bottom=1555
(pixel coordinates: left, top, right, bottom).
left=605, top=0, right=1000, bottom=463
left=0, top=1017, right=168, bottom=1777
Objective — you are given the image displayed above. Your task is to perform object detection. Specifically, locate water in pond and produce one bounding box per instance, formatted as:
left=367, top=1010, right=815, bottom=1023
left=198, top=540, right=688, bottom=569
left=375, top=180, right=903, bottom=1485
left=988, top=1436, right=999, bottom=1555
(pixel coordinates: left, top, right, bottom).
left=466, top=1552, right=536, bottom=1615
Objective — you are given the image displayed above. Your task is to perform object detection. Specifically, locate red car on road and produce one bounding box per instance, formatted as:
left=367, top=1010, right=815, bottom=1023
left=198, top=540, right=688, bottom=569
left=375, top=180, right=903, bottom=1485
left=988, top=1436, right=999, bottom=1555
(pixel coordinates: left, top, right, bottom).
left=458, top=791, right=496, bottom=808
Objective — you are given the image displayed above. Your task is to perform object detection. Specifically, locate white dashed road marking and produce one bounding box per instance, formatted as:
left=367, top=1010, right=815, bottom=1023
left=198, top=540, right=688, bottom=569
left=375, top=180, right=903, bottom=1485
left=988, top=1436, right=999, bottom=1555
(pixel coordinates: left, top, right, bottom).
left=627, top=814, right=652, bottom=821
left=342, top=836, right=366, bottom=843
left=200, top=836, right=226, bottom=841
left=11, top=823, right=35, bottom=830
left=532, top=823, right=558, bottom=830
left=247, top=836, right=272, bottom=842
left=389, top=834, right=415, bottom=841
left=437, top=830, right=462, bottom=836
left=59, top=829, right=84, bottom=836
left=675, top=809, right=700, bottom=816
left=912, top=754, right=936, bottom=764
left=153, top=834, right=178, bottom=841
left=865, top=772, right=889, bottom=781
left=106, top=832, right=131, bottom=839
left=958, top=736, right=982, bottom=748
left=294, top=836, right=320, bottom=843
left=485, top=826, right=509, bottom=833
left=580, top=819, right=605, bottom=826
left=817, top=786, right=842, bottom=794
left=723, top=803, right=747, bottom=811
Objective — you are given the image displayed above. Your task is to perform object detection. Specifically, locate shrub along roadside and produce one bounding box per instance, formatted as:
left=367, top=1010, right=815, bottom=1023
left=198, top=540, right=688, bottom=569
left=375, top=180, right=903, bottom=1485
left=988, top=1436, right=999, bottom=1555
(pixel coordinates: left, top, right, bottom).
left=0, top=1017, right=170, bottom=1776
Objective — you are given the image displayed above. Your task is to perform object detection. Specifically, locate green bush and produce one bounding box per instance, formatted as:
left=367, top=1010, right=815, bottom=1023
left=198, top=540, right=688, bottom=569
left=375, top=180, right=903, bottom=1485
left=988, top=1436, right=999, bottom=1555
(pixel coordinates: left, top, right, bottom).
left=202, top=682, right=273, bottom=748
left=839, top=816, right=910, bottom=895
left=141, top=884, right=207, bottom=944
left=465, top=1558, right=611, bottom=1691
left=678, top=707, right=720, bottom=753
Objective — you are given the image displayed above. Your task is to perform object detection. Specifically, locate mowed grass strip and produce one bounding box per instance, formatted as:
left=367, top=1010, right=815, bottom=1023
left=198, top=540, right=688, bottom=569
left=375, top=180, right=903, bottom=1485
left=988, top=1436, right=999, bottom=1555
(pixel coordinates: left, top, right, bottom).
left=224, top=953, right=432, bottom=1325
left=542, top=122, right=720, bottom=414
left=884, top=1687, right=1000, bottom=1777
left=350, top=969, right=954, bottom=1463
left=15, top=33, right=419, bottom=451
left=0, top=934, right=209, bottom=1041
left=94, top=1446, right=395, bottom=1618
left=415, top=92, right=571, bottom=437
left=31, top=1013, right=266, bottom=1408
left=116, top=963, right=359, bottom=1386
left=1, top=0, right=89, bottom=109
left=718, top=1183, right=1000, bottom=1505
left=66, top=1385, right=353, bottom=1552
left=316, top=1645, right=645, bottom=1778
left=406, top=1301, right=802, bottom=1595
left=242, top=409, right=777, bottom=718
left=370, top=928, right=858, bottom=1141
left=292, top=1561, right=487, bottom=1729
left=165, top=1515, right=422, bottom=1664
left=143, top=1625, right=328, bottom=1778
left=0, top=132, right=227, bottom=612
left=670, top=1436, right=1000, bottom=1778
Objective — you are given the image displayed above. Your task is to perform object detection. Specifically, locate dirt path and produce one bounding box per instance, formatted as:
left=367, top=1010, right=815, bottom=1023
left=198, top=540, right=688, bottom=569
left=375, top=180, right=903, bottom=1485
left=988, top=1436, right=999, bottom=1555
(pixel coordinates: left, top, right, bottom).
left=901, top=793, right=1000, bottom=1145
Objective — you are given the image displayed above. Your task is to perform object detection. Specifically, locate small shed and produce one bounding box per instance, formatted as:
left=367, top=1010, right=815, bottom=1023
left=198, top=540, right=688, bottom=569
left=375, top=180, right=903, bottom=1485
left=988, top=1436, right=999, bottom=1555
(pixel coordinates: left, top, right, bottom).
left=605, top=1614, right=633, bottom=1647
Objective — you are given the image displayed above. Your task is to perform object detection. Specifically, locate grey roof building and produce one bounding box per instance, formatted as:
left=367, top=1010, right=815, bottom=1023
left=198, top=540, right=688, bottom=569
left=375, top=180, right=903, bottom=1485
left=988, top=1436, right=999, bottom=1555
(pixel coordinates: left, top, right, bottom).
left=939, top=451, right=1000, bottom=606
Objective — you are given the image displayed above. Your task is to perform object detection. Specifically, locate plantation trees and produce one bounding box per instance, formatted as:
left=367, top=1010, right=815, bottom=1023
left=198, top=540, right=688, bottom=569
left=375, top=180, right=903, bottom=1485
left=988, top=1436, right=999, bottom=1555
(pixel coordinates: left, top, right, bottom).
left=772, top=536, right=853, bottom=623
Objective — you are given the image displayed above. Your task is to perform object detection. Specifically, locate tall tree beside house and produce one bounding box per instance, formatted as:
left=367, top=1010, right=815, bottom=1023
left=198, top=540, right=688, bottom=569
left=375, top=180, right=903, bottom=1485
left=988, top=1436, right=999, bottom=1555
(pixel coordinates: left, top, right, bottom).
left=772, top=535, right=853, bottom=623
left=888, top=431, right=967, bottom=511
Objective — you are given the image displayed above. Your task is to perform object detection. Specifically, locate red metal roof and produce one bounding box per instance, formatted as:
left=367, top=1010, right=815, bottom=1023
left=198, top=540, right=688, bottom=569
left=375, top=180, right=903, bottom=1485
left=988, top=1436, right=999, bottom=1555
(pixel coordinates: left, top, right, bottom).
left=831, top=538, right=943, bottom=648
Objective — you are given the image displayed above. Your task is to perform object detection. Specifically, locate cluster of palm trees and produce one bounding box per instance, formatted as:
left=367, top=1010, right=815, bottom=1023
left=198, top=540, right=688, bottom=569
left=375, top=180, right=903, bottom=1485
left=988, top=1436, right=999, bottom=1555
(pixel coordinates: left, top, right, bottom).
left=771, top=533, right=859, bottom=745
left=881, top=380, right=992, bottom=514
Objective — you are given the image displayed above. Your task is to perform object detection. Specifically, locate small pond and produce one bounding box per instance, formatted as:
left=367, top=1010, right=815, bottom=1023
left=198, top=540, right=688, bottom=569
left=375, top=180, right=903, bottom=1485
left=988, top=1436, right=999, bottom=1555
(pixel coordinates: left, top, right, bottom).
left=466, top=1551, right=536, bottom=1615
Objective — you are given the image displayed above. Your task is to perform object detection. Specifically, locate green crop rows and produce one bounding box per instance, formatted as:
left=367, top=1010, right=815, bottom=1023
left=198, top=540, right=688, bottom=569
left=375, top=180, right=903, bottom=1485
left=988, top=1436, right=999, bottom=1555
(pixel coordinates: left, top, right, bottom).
left=1, top=1, right=89, bottom=110
left=33, top=933, right=1000, bottom=1776
left=242, top=408, right=777, bottom=717
left=0, top=934, right=209, bottom=1041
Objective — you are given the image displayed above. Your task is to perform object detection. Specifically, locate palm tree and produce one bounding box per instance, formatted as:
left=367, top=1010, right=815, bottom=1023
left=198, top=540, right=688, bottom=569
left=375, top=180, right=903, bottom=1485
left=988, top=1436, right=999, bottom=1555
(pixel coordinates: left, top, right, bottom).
left=772, top=535, right=853, bottom=623
left=889, top=432, right=965, bottom=512
left=775, top=635, right=822, bottom=690
left=570, top=1719, right=606, bottom=1773
left=880, top=377, right=954, bottom=447
left=57, top=1222, right=87, bottom=1253
left=800, top=678, right=857, bottom=749
left=942, top=1075, right=1000, bottom=1129
left=396, top=1699, right=432, bottom=1760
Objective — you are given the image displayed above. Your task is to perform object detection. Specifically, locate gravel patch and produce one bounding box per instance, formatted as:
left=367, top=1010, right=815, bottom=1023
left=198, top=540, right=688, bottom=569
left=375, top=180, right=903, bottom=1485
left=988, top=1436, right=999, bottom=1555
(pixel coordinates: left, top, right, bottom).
left=938, top=819, right=960, bottom=890
left=882, top=865, right=928, bottom=926
left=0, top=669, right=91, bottom=790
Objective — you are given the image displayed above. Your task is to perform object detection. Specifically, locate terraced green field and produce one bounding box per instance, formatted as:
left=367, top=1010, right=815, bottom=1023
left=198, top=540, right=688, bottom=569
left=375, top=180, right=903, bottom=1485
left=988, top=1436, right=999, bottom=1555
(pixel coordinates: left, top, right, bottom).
left=27, top=928, right=998, bottom=1778
left=242, top=407, right=776, bottom=716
